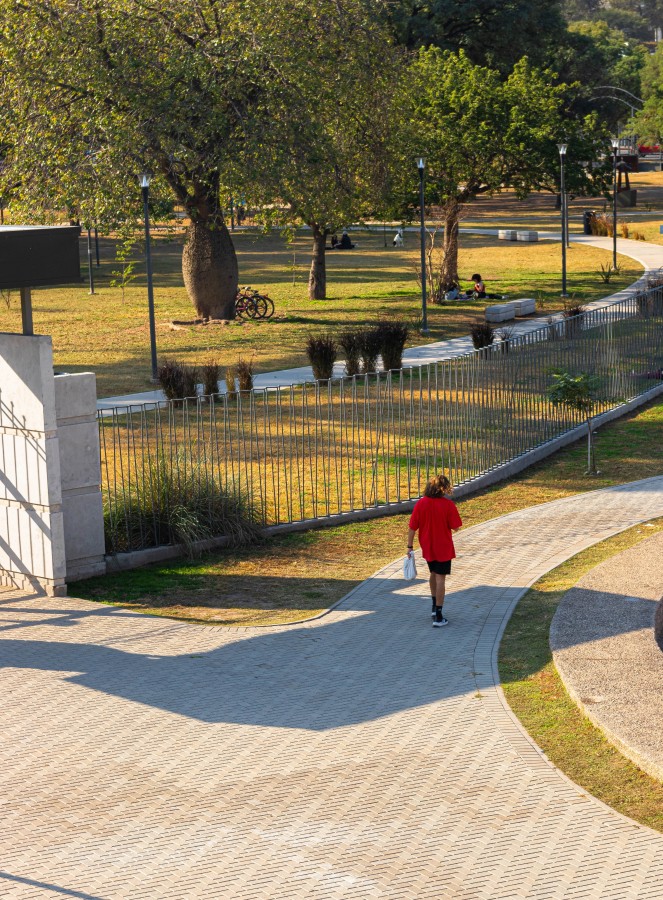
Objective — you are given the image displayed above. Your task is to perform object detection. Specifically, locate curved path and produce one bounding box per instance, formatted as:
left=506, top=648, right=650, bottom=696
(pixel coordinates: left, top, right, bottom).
left=2, top=479, right=663, bottom=899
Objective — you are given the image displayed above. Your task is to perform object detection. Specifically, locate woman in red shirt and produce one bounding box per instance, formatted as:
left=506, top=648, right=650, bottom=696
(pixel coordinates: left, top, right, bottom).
left=407, top=474, right=463, bottom=628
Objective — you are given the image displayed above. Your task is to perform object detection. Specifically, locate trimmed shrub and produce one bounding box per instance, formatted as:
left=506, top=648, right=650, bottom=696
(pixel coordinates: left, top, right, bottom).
left=201, top=360, right=221, bottom=397
left=339, top=330, right=362, bottom=377
left=306, top=335, right=337, bottom=381
left=470, top=321, right=494, bottom=351
left=158, top=360, right=199, bottom=401
left=379, top=321, right=409, bottom=372
left=358, top=326, right=383, bottom=374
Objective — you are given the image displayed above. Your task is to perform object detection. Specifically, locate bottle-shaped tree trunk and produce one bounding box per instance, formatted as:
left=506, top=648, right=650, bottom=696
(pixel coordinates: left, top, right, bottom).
left=182, top=218, right=239, bottom=320
left=308, top=224, right=328, bottom=300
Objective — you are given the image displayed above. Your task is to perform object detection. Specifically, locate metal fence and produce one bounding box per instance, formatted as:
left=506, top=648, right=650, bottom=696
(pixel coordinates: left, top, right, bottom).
left=99, top=288, right=663, bottom=553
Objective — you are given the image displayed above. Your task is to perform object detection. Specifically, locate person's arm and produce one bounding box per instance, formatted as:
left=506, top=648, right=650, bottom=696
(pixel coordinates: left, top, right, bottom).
left=449, top=502, right=463, bottom=533
left=407, top=527, right=416, bottom=555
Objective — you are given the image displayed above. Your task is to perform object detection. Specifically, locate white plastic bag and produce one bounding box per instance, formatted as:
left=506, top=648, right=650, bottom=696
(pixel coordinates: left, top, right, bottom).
left=403, top=552, right=417, bottom=580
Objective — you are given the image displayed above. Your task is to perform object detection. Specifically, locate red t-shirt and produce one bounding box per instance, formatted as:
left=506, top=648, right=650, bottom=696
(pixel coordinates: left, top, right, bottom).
left=408, top=496, right=463, bottom=562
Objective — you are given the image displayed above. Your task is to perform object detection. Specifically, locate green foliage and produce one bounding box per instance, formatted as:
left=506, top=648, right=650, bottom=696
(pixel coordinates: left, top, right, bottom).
left=393, top=49, right=610, bottom=236
left=104, top=454, right=262, bottom=555
left=547, top=371, right=598, bottom=414
left=109, top=232, right=139, bottom=302
left=389, top=0, right=567, bottom=73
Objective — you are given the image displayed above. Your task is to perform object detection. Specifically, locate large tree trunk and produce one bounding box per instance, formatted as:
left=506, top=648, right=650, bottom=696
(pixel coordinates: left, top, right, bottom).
left=308, top=224, right=328, bottom=300
left=440, top=199, right=461, bottom=287
left=182, top=219, right=238, bottom=319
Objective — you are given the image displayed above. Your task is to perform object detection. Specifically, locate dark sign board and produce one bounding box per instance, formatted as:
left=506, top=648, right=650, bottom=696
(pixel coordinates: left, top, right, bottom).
left=0, top=225, right=81, bottom=289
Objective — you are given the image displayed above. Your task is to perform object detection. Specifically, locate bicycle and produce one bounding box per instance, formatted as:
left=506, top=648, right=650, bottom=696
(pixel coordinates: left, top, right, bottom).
left=235, top=286, right=275, bottom=320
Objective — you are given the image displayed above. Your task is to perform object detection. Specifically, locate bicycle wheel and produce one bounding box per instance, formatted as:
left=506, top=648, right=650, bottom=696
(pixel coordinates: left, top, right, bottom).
left=245, top=298, right=260, bottom=319
left=261, top=296, right=275, bottom=318
left=251, top=296, right=269, bottom=318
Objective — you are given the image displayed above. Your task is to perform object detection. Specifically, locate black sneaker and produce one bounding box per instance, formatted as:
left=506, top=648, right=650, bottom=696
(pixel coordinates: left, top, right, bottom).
left=433, top=615, right=449, bottom=628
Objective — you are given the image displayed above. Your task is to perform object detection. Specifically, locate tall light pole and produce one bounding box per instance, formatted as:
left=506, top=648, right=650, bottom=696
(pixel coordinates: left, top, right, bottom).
left=140, top=174, right=159, bottom=383
left=416, top=156, right=429, bottom=335
left=86, top=225, right=95, bottom=295
left=558, top=143, right=568, bottom=298
left=611, top=137, right=619, bottom=269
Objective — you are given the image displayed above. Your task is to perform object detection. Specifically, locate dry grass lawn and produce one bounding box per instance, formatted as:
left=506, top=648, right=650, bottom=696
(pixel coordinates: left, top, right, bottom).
left=0, top=228, right=639, bottom=397
left=75, top=394, right=663, bottom=626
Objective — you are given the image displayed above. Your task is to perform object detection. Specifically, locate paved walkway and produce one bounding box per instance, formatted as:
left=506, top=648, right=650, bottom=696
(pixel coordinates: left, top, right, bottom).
left=98, top=232, right=660, bottom=410
left=2, top=478, right=663, bottom=898
left=552, top=530, right=663, bottom=783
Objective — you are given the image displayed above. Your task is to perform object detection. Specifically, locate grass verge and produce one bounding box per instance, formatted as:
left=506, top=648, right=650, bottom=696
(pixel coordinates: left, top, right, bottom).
left=73, top=394, right=663, bottom=626
left=499, top=519, right=663, bottom=832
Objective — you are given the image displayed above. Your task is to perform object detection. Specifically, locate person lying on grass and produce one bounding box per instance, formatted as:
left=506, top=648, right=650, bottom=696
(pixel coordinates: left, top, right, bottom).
left=407, top=473, right=463, bottom=628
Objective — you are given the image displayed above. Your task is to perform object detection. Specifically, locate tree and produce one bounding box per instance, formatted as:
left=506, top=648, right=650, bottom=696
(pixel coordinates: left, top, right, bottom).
left=547, top=372, right=600, bottom=474
left=389, top=0, right=567, bottom=74
left=628, top=42, right=663, bottom=140
left=0, top=0, right=389, bottom=318
left=393, top=49, right=609, bottom=288
left=243, top=6, right=394, bottom=301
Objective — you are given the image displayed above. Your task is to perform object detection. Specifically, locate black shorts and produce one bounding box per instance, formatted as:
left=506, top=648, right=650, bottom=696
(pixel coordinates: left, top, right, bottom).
left=427, top=560, right=452, bottom=575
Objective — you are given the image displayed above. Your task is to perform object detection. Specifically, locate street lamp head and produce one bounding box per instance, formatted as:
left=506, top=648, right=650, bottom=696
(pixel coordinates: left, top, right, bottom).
left=416, top=156, right=426, bottom=171
left=611, top=137, right=620, bottom=150
left=139, top=174, right=151, bottom=189
left=557, top=143, right=568, bottom=157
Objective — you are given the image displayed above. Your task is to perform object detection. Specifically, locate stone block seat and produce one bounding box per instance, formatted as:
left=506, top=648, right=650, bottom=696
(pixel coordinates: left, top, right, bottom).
left=485, top=302, right=516, bottom=323
left=512, top=297, right=536, bottom=316
left=516, top=230, right=538, bottom=242
left=498, top=229, right=517, bottom=241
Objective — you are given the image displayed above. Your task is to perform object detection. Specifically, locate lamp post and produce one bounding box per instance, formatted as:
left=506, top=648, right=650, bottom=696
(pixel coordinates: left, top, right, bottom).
left=140, top=174, right=159, bottom=383
left=611, top=137, right=619, bottom=269
left=86, top=226, right=95, bottom=295
left=558, top=143, right=568, bottom=298
left=416, top=156, right=429, bottom=335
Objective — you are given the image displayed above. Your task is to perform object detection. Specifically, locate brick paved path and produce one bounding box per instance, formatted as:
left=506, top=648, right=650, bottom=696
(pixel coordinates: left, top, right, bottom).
left=1, top=478, right=663, bottom=899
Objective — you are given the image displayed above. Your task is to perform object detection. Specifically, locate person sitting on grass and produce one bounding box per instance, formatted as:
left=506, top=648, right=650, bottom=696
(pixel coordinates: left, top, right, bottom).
left=335, top=228, right=355, bottom=250
left=464, top=273, right=502, bottom=300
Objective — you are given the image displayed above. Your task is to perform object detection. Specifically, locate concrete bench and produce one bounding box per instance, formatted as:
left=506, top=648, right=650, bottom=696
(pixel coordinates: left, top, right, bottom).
left=485, top=302, right=516, bottom=323
left=498, top=229, right=517, bottom=241
left=516, top=230, right=538, bottom=242
left=512, top=297, right=536, bottom=316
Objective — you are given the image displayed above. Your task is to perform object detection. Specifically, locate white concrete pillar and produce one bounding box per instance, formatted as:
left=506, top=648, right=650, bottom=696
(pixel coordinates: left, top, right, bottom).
left=54, top=373, right=106, bottom=581
left=0, top=332, right=67, bottom=595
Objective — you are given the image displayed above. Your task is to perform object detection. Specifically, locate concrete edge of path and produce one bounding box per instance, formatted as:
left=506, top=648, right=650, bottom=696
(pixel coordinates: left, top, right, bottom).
left=481, top=514, right=663, bottom=838
left=551, top=531, right=663, bottom=783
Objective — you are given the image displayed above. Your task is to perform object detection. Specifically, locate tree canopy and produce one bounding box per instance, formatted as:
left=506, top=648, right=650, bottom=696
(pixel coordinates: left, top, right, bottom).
left=393, top=48, right=610, bottom=285
left=0, top=0, right=392, bottom=316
